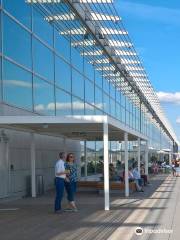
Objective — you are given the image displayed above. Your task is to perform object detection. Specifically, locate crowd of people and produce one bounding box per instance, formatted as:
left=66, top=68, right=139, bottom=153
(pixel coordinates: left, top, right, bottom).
left=54, top=151, right=179, bottom=213
left=109, top=162, right=149, bottom=192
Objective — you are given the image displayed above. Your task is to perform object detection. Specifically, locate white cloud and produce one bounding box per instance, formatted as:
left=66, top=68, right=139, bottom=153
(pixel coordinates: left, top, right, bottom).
left=4, top=80, right=40, bottom=88
left=34, top=104, right=45, bottom=111
left=176, top=117, right=180, bottom=124
left=72, top=101, right=85, bottom=110
left=4, top=80, right=32, bottom=88
left=47, top=103, right=56, bottom=110
left=157, top=92, right=180, bottom=105
left=35, top=101, right=104, bottom=112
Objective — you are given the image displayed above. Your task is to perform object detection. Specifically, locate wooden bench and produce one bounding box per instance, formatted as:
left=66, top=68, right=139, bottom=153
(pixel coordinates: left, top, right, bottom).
left=97, top=181, right=136, bottom=193
left=77, top=181, right=99, bottom=192
left=77, top=181, right=136, bottom=193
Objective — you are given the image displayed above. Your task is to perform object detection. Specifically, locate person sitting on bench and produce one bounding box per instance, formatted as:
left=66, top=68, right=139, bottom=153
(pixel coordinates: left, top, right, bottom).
left=122, top=166, right=135, bottom=182
left=132, top=164, right=144, bottom=192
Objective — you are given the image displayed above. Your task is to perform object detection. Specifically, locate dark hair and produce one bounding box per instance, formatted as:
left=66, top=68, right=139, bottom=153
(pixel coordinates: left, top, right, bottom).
left=66, top=153, right=74, bottom=162
left=59, top=152, right=65, bottom=159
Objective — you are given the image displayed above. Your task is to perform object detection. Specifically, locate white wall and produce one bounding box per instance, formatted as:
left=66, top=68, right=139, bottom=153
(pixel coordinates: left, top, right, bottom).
left=0, top=103, right=81, bottom=199
left=0, top=129, right=81, bottom=199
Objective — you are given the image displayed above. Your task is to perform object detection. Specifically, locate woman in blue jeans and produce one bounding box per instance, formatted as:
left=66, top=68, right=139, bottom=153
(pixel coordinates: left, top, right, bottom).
left=64, top=153, right=78, bottom=212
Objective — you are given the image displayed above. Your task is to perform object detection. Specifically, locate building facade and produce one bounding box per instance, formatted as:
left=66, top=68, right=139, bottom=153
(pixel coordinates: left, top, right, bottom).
left=0, top=0, right=178, bottom=199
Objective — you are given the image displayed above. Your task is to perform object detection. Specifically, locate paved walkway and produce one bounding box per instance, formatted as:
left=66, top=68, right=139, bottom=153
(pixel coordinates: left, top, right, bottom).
left=0, top=174, right=179, bottom=240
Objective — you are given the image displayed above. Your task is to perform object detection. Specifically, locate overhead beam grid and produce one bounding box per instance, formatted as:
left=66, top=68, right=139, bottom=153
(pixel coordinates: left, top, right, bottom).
left=26, top=0, right=178, bottom=144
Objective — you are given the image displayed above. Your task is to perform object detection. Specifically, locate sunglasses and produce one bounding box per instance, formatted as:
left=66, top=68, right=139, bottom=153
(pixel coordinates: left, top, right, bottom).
left=69, top=156, right=73, bottom=158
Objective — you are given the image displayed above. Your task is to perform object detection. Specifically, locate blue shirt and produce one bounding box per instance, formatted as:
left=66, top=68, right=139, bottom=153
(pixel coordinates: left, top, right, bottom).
left=132, top=168, right=141, bottom=179
left=65, top=162, right=78, bottom=182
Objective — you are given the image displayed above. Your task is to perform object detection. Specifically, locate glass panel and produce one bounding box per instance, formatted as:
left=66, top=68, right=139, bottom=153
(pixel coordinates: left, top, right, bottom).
left=110, top=98, right=116, bottom=118
left=33, top=76, right=55, bottom=115
left=95, top=86, right=103, bottom=110
left=103, top=93, right=110, bottom=114
left=95, top=141, right=103, bottom=174
left=85, top=103, right=95, bottom=115
left=3, top=14, right=32, bottom=69
left=85, top=79, right=94, bottom=104
left=80, top=141, right=85, bottom=176
left=84, top=58, right=94, bottom=81
left=56, top=88, right=71, bottom=115
left=3, top=60, right=32, bottom=110
left=72, top=96, right=84, bottom=115
left=0, top=59, right=1, bottom=103
left=121, top=107, right=125, bottom=123
left=110, top=84, right=116, bottom=100
left=55, top=30, right=70, bottom=61
left=103, top=77, right=109, bottom=94
left=95, top=69, right=102, bottom=88
left=126, top=110, right=130, bottom=126
left=3, top=0, right=31, bottom=28
left=72, top=69, right=84, bottom=100
left=71, top=47, right=83, bottom=73
left=116, top=90, right=120, bottom=104
left=33, top=7, right=53, bottom=46
left=0, top=10, right=1, bottom=54
left=116, top=103, right=121, bottom=121
left=87, top=141, right=96, bottom=176
left=33, top=38, right=54, bottom=81
left=95, top=108, right=103, bottom=115
left=121, top=93, right=125, bottom=108
left=55, top=56, right=71, bottom=93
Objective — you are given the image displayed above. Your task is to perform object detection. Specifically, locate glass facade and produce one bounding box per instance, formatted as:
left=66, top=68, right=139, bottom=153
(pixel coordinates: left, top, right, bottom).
left=0, top=0, right=176, bottom=176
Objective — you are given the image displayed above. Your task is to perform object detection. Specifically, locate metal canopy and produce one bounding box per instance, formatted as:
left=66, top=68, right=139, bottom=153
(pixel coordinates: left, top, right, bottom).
left=26, top=0, right=178, bottom=145
left=0, top=115, right=147, bottom=141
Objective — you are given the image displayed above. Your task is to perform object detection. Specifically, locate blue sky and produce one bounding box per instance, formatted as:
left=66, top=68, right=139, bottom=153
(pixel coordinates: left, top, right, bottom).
left=115, top=0, right=180, bottom=142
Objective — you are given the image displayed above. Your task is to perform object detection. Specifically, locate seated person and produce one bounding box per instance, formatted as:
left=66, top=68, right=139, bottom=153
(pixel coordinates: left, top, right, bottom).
left=152, top=162, right=159, bottom=174
left=171, top=161, right=176, bottom=176
left=122, top=167, right=135, bottom=182
left=132, top=165, right=144, bottom=192
left=140, top=164, right=148, bottom=185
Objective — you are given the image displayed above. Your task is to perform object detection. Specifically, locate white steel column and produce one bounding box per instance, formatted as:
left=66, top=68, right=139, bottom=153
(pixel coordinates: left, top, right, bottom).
left=84, top=140, right=88, bottom=179
left=124, top=132, right=129, bottom=197
left=103, top=120, right=109, bottom=210
left=30, top=133, right=36, bottom=198
left=145, top=141, right=149, bottom=175
left=169, top=152, right=171, bottom=165
left=137, top=137, right=141, bottom=173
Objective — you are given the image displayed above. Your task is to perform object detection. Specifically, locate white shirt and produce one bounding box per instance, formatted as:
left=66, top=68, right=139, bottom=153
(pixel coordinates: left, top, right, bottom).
left=132, top=168, right=141, bottom=179
left=55, top=159, right=66, bottom=179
